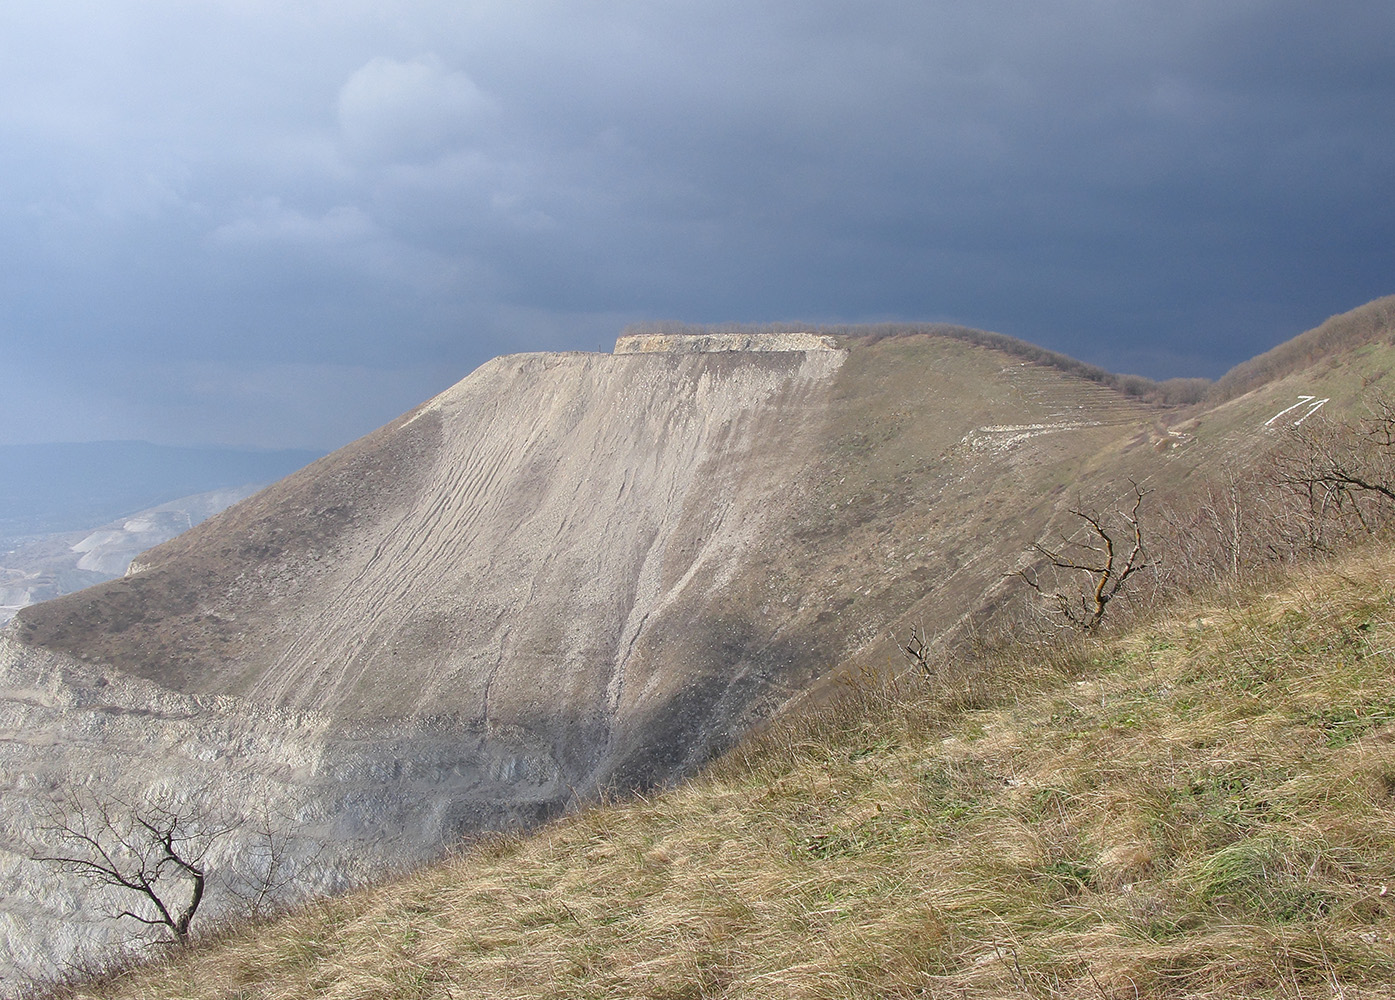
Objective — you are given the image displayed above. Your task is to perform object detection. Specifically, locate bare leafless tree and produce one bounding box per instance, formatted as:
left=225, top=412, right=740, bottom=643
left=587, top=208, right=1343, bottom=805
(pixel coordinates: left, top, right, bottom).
left=32, top=789, right=232, bottom=943
left=1017, top=483, right=1151, bottom=634
left=1154, top=465, right=1293, bottom=589
left=219, top=793, right=323, bottom=920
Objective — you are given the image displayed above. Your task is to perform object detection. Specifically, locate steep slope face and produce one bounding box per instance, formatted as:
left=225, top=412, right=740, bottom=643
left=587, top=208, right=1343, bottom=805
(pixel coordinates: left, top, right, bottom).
left=13, top=348, right=848, bottom=779
left=10, top=336, right=1167, bottom=791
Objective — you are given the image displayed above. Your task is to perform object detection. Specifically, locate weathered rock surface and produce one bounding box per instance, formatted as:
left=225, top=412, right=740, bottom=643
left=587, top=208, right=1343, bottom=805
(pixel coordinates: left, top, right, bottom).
left=0, top=636, right=561, bottom=984
left=613, top=331, right=840, bottom=354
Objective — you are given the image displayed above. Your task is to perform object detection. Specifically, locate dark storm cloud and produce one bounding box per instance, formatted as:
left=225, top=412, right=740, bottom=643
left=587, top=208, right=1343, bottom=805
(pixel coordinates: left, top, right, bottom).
left=2, top=1, right=1392, bottom=446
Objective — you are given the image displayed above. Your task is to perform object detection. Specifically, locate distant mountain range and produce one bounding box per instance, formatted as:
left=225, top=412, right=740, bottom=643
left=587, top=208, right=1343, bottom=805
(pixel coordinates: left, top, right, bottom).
left=0, top=485, right=274, bottom=625
left=0, top=441, right=321, bottom=537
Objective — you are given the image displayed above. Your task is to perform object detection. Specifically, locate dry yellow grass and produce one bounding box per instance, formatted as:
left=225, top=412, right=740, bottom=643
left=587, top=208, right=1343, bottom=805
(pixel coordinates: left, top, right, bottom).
left=47, top=549, right=1395, bottom=999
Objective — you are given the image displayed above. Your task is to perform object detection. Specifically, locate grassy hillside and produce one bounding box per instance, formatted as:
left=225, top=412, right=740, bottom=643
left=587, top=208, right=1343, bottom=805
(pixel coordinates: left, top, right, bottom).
left=1212, top=296, right=1395, bottom=404
left=56, top=545, right=1395, bottom=999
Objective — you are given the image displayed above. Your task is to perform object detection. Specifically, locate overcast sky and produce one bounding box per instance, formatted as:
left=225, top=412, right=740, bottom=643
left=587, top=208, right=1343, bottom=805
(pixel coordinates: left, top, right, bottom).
left=2, top=1, right=1392, bottom=449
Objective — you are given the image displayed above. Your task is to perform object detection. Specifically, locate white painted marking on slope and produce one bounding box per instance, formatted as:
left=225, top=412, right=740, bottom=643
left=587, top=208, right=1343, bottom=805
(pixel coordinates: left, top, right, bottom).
left=1293, top=397, right=1329, bottom=425
left=958, top=421, right=1102, bottom=454
left=1264, top=395, right=1329, bottom=428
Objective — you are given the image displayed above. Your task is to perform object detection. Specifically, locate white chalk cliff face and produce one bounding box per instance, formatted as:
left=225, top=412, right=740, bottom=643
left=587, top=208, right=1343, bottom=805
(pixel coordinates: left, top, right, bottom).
left=7, top=315, right=1370, bottom=985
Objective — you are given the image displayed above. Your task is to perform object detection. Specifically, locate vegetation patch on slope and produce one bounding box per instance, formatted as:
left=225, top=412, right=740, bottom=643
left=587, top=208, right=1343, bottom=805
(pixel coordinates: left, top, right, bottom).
left=56, top=547, right=1395, bottom=999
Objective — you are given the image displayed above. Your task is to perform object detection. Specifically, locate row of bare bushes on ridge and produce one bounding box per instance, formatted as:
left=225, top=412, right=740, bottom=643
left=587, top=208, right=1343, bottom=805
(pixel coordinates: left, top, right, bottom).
left=1156, top=389, right=1395, bottom=593
left=1210, top=295, right=1395, bottom=404
left=629, top=297, right=1395, bottom=414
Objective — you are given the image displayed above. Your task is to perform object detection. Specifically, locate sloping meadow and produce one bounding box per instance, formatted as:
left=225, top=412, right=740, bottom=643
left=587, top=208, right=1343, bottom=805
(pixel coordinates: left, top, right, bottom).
left=57, top=545, right=1395, bottom=999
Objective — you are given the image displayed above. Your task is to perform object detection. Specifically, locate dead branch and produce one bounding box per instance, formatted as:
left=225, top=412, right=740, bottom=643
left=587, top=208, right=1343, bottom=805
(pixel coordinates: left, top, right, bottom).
left=901, top=624, right=936, bottom=680
left=1017, top=483, right=1151, bottom=634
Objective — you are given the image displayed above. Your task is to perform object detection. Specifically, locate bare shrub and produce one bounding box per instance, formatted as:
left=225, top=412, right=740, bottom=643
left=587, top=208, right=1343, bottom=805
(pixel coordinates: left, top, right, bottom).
left=1154, top=466, right=1320, bottom=590
left=1016, top=483, right=1151, bottom=634
left=217, top=795, right=325, bottom=922
left=1277, top=390, right=1395, bottom=540
left=29, top=786, right=323, bottom=951
left=899, top=624, right=936, bottom=682
left=1152, top=391, right=1395, bottom=596
left=31, top=789, right=232, bottom=943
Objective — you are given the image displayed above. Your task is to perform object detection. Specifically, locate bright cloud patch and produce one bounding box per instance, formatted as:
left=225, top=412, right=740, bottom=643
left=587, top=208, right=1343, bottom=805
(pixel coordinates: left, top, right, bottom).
left=337, top=54, right=494, bottom=164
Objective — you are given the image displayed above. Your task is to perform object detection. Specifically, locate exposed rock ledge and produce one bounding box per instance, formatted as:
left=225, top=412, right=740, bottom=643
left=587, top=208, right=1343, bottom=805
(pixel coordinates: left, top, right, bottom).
left=613, top=332, right=840, bottom=354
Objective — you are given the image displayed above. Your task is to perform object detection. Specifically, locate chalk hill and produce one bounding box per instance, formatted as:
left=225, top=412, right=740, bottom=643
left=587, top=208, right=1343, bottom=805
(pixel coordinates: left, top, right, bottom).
left=2, top=298, right=1394, bottom=984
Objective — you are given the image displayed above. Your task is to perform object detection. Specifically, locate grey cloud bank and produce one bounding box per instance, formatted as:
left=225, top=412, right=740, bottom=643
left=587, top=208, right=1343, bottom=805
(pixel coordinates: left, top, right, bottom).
left=2, top=1, right=1392, bottom=448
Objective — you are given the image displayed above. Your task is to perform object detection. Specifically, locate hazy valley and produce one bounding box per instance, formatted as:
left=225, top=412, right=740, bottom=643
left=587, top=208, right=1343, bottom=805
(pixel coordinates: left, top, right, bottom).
left=0, top=444, right=321, bottom=624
